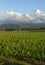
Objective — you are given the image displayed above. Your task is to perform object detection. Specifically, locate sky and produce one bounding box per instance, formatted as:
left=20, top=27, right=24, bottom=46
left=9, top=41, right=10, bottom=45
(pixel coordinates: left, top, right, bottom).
left=0, top=0, right=45, bottom=13
left=0, top=0, right=45, bottom=24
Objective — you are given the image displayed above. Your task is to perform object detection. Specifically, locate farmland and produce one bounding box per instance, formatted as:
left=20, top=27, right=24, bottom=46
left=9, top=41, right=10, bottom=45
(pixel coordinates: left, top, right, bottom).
left=0, top=31, right=45, bottom=65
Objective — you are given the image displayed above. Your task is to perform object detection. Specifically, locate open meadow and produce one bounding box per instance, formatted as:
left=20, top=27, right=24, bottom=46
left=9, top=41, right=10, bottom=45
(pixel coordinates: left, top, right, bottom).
left=0, top=31, right=45, bottom=65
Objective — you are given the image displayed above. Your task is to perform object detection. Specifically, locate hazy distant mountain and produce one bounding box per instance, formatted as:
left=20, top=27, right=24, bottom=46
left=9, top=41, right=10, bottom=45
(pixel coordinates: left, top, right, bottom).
left=0, top=22, right=45, bottom=30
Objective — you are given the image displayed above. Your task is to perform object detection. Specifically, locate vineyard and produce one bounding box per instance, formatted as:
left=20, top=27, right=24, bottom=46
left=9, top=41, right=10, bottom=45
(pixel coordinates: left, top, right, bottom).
left=0, top=31, right=45, bottom=65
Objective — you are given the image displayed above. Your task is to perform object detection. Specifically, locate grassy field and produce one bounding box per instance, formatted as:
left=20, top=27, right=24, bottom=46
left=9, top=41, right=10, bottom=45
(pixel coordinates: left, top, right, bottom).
left=0, top=31, right=45, bottom=65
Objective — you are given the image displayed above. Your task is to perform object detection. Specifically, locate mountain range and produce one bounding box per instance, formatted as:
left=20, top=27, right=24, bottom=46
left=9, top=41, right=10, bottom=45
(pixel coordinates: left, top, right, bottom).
left=0, top=22, right=45, bottom=30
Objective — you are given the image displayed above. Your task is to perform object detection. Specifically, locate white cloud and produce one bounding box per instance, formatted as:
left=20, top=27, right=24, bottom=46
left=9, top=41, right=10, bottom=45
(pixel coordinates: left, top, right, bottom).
left=6, top=11, right=22, bottom=17
left=34, top=9, right=45, bottom=16
left=0, top=9, right=45, bottom=24
left=34, top=9, right=42, bottom=14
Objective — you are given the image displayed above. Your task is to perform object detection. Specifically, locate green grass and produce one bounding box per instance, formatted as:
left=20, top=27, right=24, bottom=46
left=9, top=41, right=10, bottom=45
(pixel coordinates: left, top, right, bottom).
left=0, top=31, right=45, bottom=65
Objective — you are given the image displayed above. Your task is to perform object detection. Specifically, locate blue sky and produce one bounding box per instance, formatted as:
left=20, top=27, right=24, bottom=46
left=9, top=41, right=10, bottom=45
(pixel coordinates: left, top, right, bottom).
left=0, top=0, right=45, bottom=13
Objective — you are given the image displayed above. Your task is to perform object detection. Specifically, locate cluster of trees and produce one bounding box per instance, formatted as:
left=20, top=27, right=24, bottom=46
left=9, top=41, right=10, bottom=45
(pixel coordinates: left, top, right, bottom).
left=0, top=27, right=45, bottom=31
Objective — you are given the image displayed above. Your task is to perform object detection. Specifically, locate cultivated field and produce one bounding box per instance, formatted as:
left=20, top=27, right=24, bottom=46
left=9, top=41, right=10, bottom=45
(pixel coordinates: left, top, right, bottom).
left=0, top=31, right=45, bottom=65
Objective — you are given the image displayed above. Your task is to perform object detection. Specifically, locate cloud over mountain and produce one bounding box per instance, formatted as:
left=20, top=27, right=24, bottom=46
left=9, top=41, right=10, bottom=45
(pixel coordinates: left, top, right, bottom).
left=0, top=9, right=45, bottom=24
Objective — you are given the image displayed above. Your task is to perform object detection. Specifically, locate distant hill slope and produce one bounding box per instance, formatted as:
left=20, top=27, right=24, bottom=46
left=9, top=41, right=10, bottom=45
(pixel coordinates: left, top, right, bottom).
left=0, top=22, right=45, bottom=30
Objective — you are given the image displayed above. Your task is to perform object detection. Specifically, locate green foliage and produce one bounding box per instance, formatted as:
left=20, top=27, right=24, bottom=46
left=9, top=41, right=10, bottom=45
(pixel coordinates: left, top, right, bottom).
left=0, top=31, right=45, bottom=62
